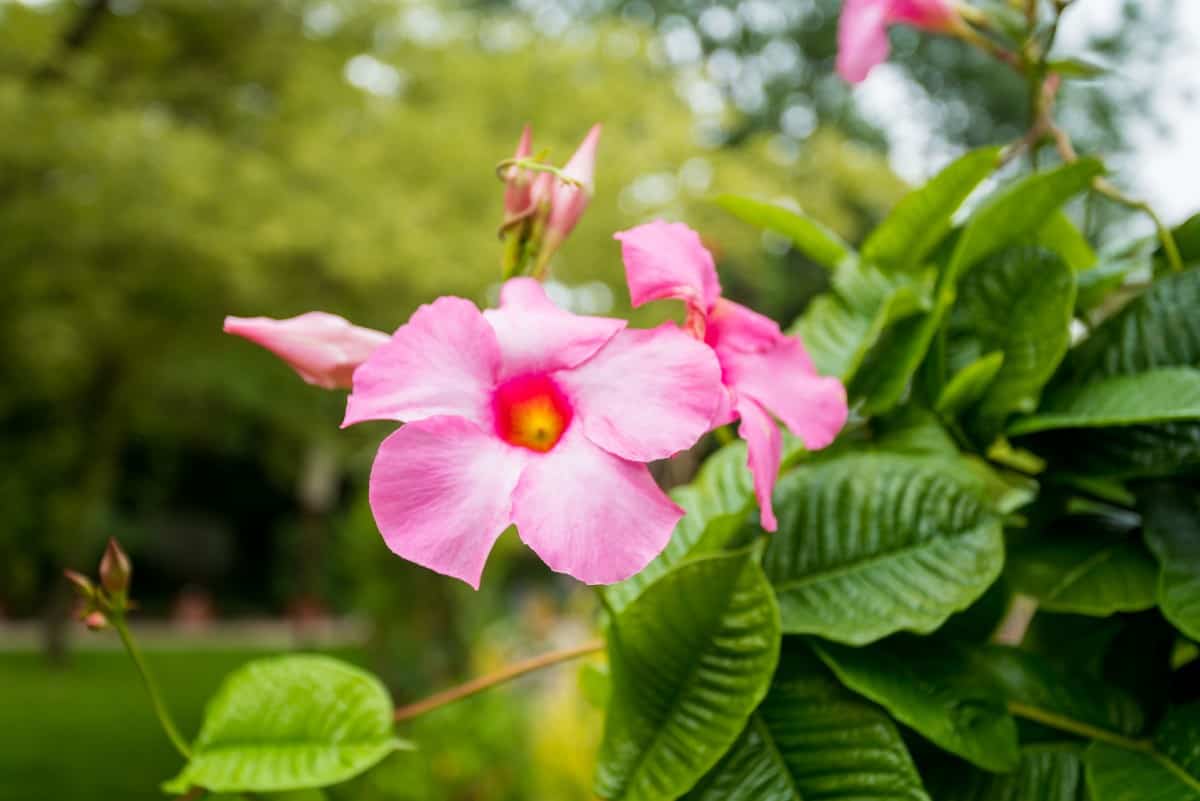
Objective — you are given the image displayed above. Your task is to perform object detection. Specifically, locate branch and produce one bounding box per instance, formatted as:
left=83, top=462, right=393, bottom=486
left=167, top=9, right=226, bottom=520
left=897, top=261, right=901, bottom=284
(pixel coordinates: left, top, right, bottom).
left=393, top=639, right=604, bottom=722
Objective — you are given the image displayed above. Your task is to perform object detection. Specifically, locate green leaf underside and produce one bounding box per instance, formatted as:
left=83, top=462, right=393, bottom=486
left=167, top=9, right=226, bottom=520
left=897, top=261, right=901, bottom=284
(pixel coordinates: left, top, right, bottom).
left=164, top=655, right=406, bottom=794
left=686, top=643, right=930, bottom=801
left=972, top=645, right=1145, bottom=737
left=862, top=146, right=1002, bottom=273
left=1086, top=743, right=1200, bottom=801
left=947, top=159, right=1103, bottom=282
left=813, top=639, right=1020, bottom=773
left=595, top=550, right=781, bottom=801
left=604, top=440, right=755, bottom=614
left=1139, top=483, right=1200, bottom=640
left=1010, top=368, right=1200, bottom=435
left=950, top=247, right=1076, bottom=438
left=926, top=743, right=1088, bottom=801
left=1005, top=536, right=1158, bottom=616
left=763, top=453, right=1003, bottom=644
left=716, top=194, right=852, bottom=270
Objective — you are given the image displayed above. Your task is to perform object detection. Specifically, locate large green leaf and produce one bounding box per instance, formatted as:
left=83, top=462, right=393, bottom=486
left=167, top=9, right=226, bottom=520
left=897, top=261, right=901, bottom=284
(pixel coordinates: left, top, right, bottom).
left=716, top=194, right=852, bottom=270
left=972, top=645, right=1145, bottom=736
left=1036, top=211, right=1097, bottom=272
left=1010, top=368, right=1200, bottom=435
left=813, top=638, right=1019, bottom=772
left=686, top=642, right=930, bottom=801
left=1005, top=535, right=1159, bottom=616
left=595, top=550, right=781, bottom=801
left=1065, top=266, right=1200, bottom=381
left=926, top=744, right=1088, bottom=801
left=1086, top=703, right=1200, bottom=801
left=793, top=262, right=930, bottom=381
left=936, top=351, right=1005, bottom=416
left=163, top=655, right=407, bottom=794
left=850, top=309, right=944, bottom=415
left=604, top=441, right=756, bottom=614
left=763, top=453, right=1004, bottom=644
left=947, top=159, right=1103, bottom=282
left=1139, top=482, right=1200, bottom=640
left=1031, top=420, right=1200, bottom=480
left=948, top=247, right=1076, bottom=438
left=862, top=146, right=1001, bottom=273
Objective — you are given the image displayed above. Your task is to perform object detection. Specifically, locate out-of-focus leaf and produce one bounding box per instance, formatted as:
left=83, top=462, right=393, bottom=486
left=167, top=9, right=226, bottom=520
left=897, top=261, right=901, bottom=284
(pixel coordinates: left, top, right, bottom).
left=763, top=453, right=1003, bottom=644
left=716, top=194, right=852, bottom=270
left=163, top=655, right=407, bottom=794
left=862, top=147, right=1001, bottom=273
left=1046, top=57, right=1108, bottom=77
left=595, top=550, right=781, bottom=801
left=1140, top=483, right=1200, bottom=640
left=813, top=638, right=1019, bottom=772
left=1036, top=212, right=1097, bottom=271
left=936, top=351, right=1005, bottom=416
left=686, top=642, right=930, bottom=801
left=1005, top=535, right=1159, bottom=616
left=926, top=743, right=1089, bottom=801
left=850, top=310, right=943, bottom=416
left=1085, top=703, right=1200, bottom=801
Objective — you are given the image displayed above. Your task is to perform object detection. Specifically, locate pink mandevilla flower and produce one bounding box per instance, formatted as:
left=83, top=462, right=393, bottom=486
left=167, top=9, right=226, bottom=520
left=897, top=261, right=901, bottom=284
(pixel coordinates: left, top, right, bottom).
left=340, top=278, right=723, bottom=587
left=224, top=313, right=389, bottom=390
left=837, top=0, right=960, bottom=83
left=616, top=220, right=849, bottom=531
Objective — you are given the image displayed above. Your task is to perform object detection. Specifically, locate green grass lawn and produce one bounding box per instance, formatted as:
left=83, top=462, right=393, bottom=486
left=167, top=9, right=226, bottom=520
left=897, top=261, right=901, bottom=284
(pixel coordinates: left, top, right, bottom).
left=0, top=645, right=359, bottom=801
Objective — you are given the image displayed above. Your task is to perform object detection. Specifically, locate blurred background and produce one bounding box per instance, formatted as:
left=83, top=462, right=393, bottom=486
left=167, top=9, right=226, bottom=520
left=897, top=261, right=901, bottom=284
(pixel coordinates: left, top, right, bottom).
left=0, top=0, right=1194, bottom=798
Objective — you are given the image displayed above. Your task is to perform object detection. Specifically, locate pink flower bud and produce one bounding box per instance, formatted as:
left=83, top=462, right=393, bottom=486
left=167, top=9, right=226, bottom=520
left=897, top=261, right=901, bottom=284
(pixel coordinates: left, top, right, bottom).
left=99, top=537, right=132, bottom=596
left=224, top=312, right=390, bottom=390
left=83, top=610, right=109, bottom=631
left=837, top=0, right=960, bottom=83
left=539, top=124, right=601, bottom=266
left=502, top=124, right=535, bottom=226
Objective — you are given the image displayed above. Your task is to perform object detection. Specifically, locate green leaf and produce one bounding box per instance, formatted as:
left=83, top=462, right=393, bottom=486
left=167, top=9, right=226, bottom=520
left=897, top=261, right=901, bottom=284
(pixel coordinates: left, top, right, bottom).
left=926, top=743, right=1088, bottom=801
left=862, top=147, right=1001, bottom=273
left=1086, top=704, right=1200, bottom=800
left=1005, top=535, right=1159, bottom=616
left=1139, top=483, right=1200, bottom=640
left=164, top=655, right=407, bottom=794
left=949, top=247, right=1076, bottom=438
left=972, top=645, right=1145, bottom=737
left=595, top=550, right=781, bottom=801
left=1046, top=57, right=1108, bottom=77
left=813, top=638, right=1020, bottom=772
left=763, top=453, right=1003, bottom=644
left=604, top=440, right=755, bottom=614
left=1076, top=253, right=1151, bottom=314
left=1009, top=368, right=1200, bottom=435
left=947, top=159, right=1103, bottom=283
left=1033, top=421, right=1200, bottom=480
left=850, top=310, right=943, bottom=416
left=793, top=263, right=930, bottom=381
left=716, top=194, right=852, bottom=270
left=685, top=642, right=931, bottom=801
left=936, top=351, right=1005, bottom=416
left=1036, top=211, right=1097, bottom=272
left=1065, top=266, right=1200, bottom=381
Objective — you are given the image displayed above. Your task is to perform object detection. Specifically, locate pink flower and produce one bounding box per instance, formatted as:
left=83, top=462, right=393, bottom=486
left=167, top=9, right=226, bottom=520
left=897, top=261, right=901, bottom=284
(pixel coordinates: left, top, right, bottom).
left=501, top=124, right=535, bottom=228
left=224, top=313, right=390, bottom=390
left=616, top=220, right=848, bottom=531
left=837, top=0, right=960, bottom=83
left=539, top=124, right=601, bottom=266
left=342, top=278, right=723, bottom=588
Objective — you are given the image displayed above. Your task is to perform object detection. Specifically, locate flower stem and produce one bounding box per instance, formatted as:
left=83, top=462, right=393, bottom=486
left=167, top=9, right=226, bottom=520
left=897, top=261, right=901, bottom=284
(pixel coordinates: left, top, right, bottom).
left=393, top=639, right=604, bottom=722
left=111, top=614, right=192, bottom=759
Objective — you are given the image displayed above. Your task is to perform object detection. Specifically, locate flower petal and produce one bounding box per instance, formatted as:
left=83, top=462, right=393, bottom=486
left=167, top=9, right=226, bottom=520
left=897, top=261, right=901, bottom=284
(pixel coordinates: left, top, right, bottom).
left=368, top=416, right=528, bottom=589
left=558, top=324, right=722, bottom=462
left=483, top=278, right=625, bottom=378
left=723, top=336, right=848, bottom=451
left=736, top=396, right=782, bottom=532
left=343, top=297, right=500, bottom=427
left=837, top=0, right=892, bottom=83
left=890, top=0, right=957, bottom=28
left=224, top=312, right=389, bottom=390
left=705, top=298, right=789, bottom=355
left=511, top=426, right=682, bottom=584
left=615, top=220, right=722, bottom=314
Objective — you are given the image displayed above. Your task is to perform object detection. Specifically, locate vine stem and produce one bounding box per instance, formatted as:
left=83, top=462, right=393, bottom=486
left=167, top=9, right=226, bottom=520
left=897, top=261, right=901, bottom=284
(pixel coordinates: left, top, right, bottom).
left=111, top=614, right=192, bottom=759
left=393, top=639, right=604, bottom=722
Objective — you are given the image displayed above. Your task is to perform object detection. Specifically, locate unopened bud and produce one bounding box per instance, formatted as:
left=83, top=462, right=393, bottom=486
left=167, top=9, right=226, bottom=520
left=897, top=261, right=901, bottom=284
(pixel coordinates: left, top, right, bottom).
left=99, top=537, right=132, bottom=596
left=537, top=124, right=601, bottom=273
left=83, top=610, right=109, bottom=631
left=502, top=125, right=535, bottom=227
left=64, top=569, right=96, bottom=599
